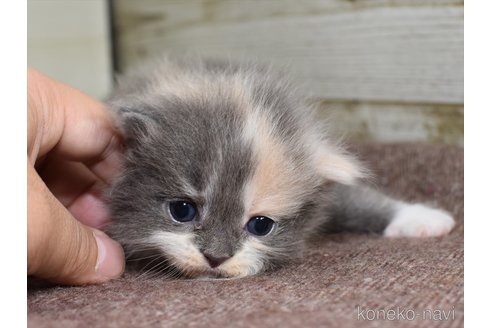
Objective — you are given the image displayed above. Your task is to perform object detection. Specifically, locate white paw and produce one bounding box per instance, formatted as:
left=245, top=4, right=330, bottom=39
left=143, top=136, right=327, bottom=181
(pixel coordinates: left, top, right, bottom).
left=384, top=204, right=455, bottom=237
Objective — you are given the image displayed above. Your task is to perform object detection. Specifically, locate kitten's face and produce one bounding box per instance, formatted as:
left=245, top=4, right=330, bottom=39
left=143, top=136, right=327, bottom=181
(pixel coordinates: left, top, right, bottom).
left=107, top=61, right=363, bottom=278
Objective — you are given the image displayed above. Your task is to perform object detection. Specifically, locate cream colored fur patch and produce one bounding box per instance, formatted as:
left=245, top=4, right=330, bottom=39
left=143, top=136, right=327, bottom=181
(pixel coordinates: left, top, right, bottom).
left=242, top=110, right=312, bottom=220
left=147, top=231, right=207, bottom=271
left=220, top=238, right=266, bottom=277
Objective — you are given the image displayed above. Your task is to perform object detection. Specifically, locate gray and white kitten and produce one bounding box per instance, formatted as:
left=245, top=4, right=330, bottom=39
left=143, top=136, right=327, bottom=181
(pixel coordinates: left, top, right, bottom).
left=106, top=58, right=454, bottom=279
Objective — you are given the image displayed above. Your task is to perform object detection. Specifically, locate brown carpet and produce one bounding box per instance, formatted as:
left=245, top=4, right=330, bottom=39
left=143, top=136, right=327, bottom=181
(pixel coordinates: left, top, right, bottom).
left=28, top=143, right=464, bottom=328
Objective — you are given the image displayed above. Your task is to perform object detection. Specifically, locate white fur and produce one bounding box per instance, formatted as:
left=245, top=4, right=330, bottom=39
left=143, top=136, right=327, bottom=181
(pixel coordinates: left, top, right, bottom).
left=147, top=231, right=207, bottom=269
left=384, top=203, right=455, bottom=237
left=313, top=146, right=366, bottom=185
left=220, top=239, right=265, bottom=277
left=147, top=231, right=265, bottom=278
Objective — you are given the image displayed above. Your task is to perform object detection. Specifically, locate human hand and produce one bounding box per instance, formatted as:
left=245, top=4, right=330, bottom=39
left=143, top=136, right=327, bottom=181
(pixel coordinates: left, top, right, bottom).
left=28, top=68, right=125, bottom=285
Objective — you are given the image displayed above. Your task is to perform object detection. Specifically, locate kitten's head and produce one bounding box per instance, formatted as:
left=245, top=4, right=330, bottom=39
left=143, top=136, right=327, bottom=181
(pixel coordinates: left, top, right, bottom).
left=107, top=59, right=364, bottom=278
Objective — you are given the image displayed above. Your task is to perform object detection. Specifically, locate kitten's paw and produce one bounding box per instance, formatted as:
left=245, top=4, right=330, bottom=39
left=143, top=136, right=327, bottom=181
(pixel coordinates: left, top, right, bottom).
left=384, top=204, right=455, bottom=238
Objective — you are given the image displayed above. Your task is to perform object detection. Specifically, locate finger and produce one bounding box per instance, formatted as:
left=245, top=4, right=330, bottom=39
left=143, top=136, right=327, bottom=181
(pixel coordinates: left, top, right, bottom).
left=38, top=157, right=99, bottom=207
left=66, top=186, right=112, bottom=230
left=28, top=68, right=123, bottom=185
left=37, top=159, right=111, bottom=229
left=28, top=163, right=125, bottom=285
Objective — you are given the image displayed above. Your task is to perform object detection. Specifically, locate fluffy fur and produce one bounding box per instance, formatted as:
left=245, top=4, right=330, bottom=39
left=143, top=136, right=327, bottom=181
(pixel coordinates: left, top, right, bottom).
left=106, top=57, right=454, bottom=279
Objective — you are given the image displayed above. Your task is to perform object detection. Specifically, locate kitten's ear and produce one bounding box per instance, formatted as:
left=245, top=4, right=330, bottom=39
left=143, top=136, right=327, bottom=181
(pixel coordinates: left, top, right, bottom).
left=116, top=111, right=159, bottom=145
left=314, top=146, right=366, bottom=185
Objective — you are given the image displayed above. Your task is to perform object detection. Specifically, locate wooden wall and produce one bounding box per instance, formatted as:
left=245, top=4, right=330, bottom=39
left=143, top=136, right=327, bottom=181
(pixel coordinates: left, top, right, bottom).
left=112, top=0, right=463, bottom=145
left=28, top=0, right=112, bottom=99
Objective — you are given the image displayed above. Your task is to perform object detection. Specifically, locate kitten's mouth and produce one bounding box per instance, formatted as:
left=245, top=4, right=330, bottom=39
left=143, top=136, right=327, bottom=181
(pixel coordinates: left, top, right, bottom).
left=185, top=267, right=229, bottom=279
left=193, top=271, right=225, bottom=280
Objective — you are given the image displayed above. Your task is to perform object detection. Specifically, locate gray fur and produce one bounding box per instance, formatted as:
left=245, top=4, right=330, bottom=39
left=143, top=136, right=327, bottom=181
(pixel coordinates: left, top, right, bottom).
left=105, top=57, right=410, bottom=278
left=324, top=184, right=399, bottom=234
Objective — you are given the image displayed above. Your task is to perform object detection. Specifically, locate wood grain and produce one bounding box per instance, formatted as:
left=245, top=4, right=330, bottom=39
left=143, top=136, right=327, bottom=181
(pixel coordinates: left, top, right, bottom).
left=316, top=101, right=463, bottom=145
left=113, top=0, right=463, bottom=104
left=112, top=0, right=463, bottom=144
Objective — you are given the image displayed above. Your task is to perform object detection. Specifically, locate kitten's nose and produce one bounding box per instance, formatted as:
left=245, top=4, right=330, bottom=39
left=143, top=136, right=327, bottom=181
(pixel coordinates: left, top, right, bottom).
left=203, top=253, right=230, bottom=268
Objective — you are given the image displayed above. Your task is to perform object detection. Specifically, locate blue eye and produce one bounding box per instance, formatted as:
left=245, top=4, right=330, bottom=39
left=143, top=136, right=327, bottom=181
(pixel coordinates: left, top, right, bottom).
left=246, top=216, right=275, bottom=236
left=169, top=201, right=197, bottom=223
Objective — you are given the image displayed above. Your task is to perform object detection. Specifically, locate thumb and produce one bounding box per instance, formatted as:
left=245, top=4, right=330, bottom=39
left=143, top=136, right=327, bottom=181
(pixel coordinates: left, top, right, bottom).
left=28, top=163, right=125, bottom=285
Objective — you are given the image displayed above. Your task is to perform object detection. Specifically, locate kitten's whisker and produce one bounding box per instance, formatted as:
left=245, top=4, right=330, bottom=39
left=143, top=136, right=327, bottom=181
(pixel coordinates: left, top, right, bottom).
left=127, top=253, right=162, bottom=262
left=138, top=256, right=163, bottom=270
left=135, top=258, right=169, bottom=280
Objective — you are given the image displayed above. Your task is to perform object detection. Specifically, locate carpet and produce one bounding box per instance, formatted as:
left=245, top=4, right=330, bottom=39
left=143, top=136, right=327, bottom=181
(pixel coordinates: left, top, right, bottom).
left=28, top=143, right=464, bottom=328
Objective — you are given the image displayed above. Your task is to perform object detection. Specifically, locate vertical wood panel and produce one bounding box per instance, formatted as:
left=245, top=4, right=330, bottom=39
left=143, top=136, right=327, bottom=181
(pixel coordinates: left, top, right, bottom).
left=112, top=0, right=463, bottom=144
left=28, top=0, right=112, bottom=99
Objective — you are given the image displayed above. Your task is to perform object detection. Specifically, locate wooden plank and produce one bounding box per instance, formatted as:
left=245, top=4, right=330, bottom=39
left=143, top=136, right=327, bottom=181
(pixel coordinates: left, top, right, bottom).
left=28, top=0, right=112, bottom=99
left=316, top=101, right=463, bottom=145
left=113, top=0, right=463, bottom=104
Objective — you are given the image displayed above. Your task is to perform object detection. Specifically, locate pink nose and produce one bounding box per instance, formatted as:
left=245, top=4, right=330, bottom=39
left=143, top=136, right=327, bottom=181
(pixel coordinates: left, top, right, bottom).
left=203, top=253, right=230, bottom=268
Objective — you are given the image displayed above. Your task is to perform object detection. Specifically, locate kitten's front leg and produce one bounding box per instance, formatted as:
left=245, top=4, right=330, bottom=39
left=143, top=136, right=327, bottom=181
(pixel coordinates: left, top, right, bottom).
left=326, top=184, right=455, bottom=237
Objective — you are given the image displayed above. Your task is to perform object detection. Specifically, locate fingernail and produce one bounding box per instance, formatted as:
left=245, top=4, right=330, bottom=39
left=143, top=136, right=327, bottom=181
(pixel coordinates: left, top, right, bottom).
left=93, top=230, right=125, bottom=279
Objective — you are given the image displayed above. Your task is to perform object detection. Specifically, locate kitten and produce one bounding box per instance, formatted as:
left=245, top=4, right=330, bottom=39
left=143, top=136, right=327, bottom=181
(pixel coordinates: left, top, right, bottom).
left=106, top=57, right=454, bottom=279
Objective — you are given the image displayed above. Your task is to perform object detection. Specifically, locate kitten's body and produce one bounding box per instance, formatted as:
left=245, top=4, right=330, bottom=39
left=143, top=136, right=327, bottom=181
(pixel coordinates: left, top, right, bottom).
left=106, top=58, right=454, bottom=279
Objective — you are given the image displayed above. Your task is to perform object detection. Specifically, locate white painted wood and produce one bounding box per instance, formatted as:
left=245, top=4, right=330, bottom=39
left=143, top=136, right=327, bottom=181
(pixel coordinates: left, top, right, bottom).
left=319, top=102, right=463, bottom=145
left=114, top=0, right=463, bottom=104
left=28, top=0, right=112, bottom=99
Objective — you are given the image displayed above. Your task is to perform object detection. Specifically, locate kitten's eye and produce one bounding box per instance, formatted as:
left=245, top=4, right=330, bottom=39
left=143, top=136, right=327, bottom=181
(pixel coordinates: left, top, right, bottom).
left=168, top=201, right=197, bottom=223
left=246, top=216, right=275, bottom=236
